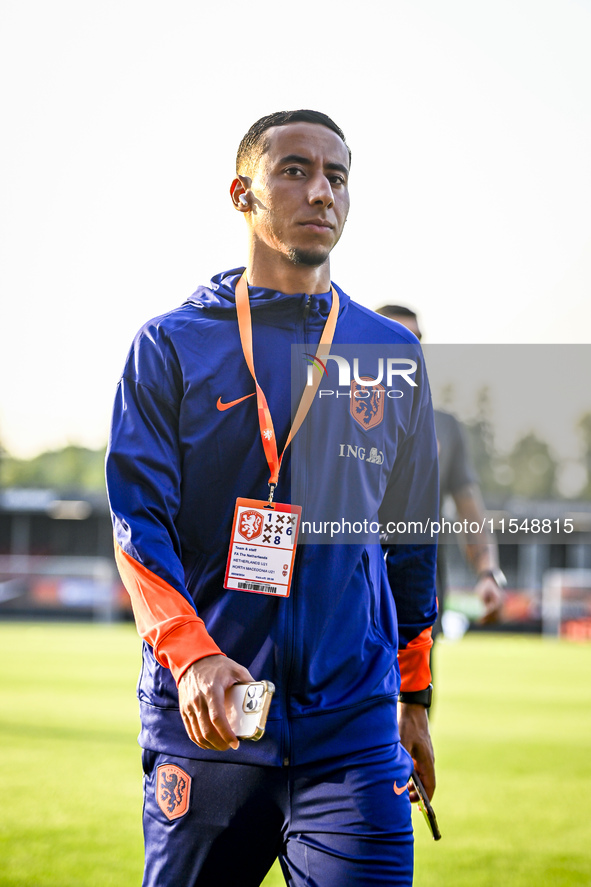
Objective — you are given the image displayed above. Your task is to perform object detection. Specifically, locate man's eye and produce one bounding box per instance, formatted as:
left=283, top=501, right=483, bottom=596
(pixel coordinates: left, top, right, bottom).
left=284, top=167, right=304, bottom=176
left=330, top=175, right=346, bottom=186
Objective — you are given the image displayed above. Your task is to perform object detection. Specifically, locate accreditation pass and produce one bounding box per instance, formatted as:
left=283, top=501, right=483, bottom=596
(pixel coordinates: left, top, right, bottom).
left=224, top=498, right=302, bottom=597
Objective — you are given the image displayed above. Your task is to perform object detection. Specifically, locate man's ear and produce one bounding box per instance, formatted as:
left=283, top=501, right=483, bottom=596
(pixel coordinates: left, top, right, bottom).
left=230, top=175, right=252, bottom=212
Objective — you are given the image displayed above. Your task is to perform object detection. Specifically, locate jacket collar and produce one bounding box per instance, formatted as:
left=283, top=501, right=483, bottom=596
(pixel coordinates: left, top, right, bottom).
left=185, top=267, right=349, bottom=321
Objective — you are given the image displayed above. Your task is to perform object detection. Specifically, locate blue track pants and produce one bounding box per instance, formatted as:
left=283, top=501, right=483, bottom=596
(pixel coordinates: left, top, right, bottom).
left=142, top=742, right=414, bottom=886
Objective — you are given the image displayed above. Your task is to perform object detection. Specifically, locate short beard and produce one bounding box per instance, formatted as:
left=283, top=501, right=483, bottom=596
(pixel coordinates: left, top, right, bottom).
left=286, top=247, right=329, bottom=268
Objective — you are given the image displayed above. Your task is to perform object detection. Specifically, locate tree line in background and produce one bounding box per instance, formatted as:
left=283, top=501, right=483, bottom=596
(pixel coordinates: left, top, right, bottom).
left=459, top=390, right=591, bottom=501
left=1, top=393, right=591, bottom=500
left=0, top=443, right=107, bottom=493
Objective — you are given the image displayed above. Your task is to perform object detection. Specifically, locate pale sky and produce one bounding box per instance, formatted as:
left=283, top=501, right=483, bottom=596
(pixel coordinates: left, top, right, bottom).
left=1, top=0, right=591, bottom=458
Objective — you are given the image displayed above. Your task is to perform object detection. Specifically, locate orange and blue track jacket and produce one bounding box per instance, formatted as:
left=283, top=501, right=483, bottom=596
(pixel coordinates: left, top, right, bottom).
left=106, top=268, right=438, bottom=766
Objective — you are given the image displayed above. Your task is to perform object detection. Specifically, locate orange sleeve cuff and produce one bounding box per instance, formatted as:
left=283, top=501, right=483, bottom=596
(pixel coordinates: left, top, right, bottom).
left=397, top=627, right=433, bottom=692
left=115, top=542, right=224, bottom=684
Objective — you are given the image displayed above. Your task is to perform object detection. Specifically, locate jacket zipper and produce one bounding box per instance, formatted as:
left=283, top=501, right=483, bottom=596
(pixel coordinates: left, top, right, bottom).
left=303, top=294, right=311, bottom=323
left=281, top=294, right=312, bottom=767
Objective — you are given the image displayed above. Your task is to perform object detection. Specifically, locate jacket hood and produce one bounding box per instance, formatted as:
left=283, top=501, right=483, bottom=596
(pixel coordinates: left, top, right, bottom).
left=185, top=267, right=350, bottom=318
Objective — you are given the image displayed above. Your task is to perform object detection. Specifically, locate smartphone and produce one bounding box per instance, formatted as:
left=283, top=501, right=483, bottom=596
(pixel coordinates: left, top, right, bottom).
left=225, top=680, right=275, bottom=741
left=409, top=769, right=442, bottom=841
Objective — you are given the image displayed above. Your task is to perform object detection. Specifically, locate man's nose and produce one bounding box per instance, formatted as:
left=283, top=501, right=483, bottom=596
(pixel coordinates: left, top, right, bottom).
left=307, top=173, right=334, bottom=207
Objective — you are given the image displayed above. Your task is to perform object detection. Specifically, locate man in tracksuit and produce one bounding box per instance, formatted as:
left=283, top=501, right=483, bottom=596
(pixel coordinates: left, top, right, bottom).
left=106, top=110, right=439, bottom=886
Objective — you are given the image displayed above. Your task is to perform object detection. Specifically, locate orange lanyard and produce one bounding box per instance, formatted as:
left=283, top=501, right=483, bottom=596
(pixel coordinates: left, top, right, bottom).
left=235, top=271, right=339, bottom=500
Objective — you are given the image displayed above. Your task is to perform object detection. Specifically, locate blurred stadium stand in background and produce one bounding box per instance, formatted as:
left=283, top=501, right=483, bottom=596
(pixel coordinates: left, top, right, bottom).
left=0, top=487, right=131, bottom=621
left=441, top=496, right=591, bottom=635
left=1, top=484, right=591, bottom=632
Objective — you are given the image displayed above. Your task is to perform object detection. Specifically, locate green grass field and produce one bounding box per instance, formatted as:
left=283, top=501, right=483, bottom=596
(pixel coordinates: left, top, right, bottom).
left=0, top=624, right=590, bottom=886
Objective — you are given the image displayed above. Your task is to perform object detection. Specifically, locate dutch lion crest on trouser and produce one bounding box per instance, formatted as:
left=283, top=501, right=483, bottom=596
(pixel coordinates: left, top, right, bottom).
left=156, top=764, right=192, bottom=821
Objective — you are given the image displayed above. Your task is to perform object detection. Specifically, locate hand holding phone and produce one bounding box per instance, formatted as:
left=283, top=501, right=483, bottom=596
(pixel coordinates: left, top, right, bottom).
left=225, top=680, right=275, bottom=741
left=409, top=769, right=442, bottom=841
